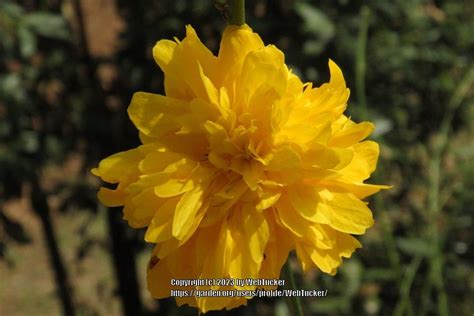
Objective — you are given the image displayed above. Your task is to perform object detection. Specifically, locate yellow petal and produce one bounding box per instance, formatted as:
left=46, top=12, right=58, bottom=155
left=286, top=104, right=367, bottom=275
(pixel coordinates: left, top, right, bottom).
left=156, top=177, right=195, bottom=197
left=265, top=144, right=301, bottom=171
left=197, top=296, right=235, bottom=314
left=197, top=62, right=219, bottom=105
left=302, top=143, right=354, bottom=171
left=217, top=24, right=264, bottom=89
left=125, top=187, right=164, bottom=228
left=256, top=188, right=281, bottom=210
left=287, top=185, right=330, bottom=224
left=231, top=159, right=263, bottom=190
left=306, top=245, right=340, bottom=275
left=139, top=149, right=186, bottom=174
left=214, top=176, right=248, bottom=200
left=127, top=92, right=186, bottom=138
left=296, top=225, right=362, bottom=275
left=258, top=218, right=293, bottom=288
left=330, top=118, right=374, bottom=147
left=318, top=190, right=374, bottom=234
left=228, top=205, right=269, bottom=280
left=147, top=255, right=172, bottom=298
left=302, top=224, right=333, bottom=250
left=97, top=187, right=125, bottom=207
left=128, top=158, right=198, bottom=198
left=162, top=25, right=219, bottom=102
left=182, top=25, right=218, bottom=78
left=318, top=179, right=392, bottom=199
left=144, top=197, right=179, bottom=243
left=218, top=24, right=264, bottom=70
left=238, top=45, right=288, bottom=113
left=295, top=243, right=314, bottom=273
left=329, top=228, right=362, bottom=258
left=328, top=59, right=346, bottom=87
left=196, top=223, right=229, bottom=282
left=275, top=194, right=309, bottom=237
left=339, top=140, right=380, bottom=181
left=172, top=186, right=204, bottom=240
left=91, top=147, right=144, bottom=183
left=158, top=133, right=210, bottom=160
left=153, top=39, right=177, bottom=72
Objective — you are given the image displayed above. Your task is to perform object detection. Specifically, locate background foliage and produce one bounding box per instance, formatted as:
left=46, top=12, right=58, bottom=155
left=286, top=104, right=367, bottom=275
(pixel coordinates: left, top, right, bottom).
left=0, top=0, right=473, bottom=315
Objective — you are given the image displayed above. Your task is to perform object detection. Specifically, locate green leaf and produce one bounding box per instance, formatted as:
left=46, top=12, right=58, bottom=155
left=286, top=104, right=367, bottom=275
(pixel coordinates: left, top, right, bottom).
left=295, top=2, right=335, bottom=44
left=310, top=297, right=350, bottom=313
left=0, top=2, right=25, bottom=19
left=373, top=116, right=393, bottom=137
left=18, top=25, right=37, bottom=57
left=396, top=237, right=432, bottom=257
left=340, top=260, right=362, bottom=298
left=0, top=73, right=27, bottom=103
left=364, top=268, right=399, bottom=281
left=303, top=40, right=327, bottom=56
left=23, top=12, right=70, bottom=40
left=19, top=131, right=40, bottom=154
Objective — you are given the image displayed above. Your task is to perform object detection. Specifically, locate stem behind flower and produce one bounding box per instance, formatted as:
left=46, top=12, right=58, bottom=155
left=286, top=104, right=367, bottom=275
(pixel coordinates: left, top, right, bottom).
left=284, top=259, right=304, bottom=316
left=220, top=0, right=245, bottom=26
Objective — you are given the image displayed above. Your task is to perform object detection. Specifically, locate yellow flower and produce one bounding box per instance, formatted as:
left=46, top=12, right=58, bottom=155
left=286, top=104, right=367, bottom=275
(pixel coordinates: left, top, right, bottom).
left=92, top=24, right=389, bottom=312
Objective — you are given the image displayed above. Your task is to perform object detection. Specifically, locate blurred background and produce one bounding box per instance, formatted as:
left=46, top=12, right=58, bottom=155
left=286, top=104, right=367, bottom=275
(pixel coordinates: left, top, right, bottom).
left=0, top=0, right=473, bottom=315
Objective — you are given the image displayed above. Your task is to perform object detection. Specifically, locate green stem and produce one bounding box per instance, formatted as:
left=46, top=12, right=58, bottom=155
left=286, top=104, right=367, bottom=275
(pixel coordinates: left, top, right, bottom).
left=284, top=260, right=304, bottom=316
left=419, top=275, right=433, bottom=316
left=375, top=170, right=414, bottom=315
left=423, top=65, right=474, bottom=316
left=227, top=0, right=245, bottom=26
left=394, top=256, right=422, bottom=316
left=355, top=6, right=370, bottom=120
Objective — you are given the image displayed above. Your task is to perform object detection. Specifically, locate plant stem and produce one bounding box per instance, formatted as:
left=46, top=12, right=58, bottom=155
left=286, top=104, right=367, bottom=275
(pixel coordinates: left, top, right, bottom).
left=394, top=256, right=422, bottom=316
left=355, top=6, right=370, bottom=120
left=375, top=171, right=414, bottom=315
left=284, top=259, right=304, bottom=316
left=423, top=65, right=474, bottom=316
left=227, top=0, right=245, bottom=26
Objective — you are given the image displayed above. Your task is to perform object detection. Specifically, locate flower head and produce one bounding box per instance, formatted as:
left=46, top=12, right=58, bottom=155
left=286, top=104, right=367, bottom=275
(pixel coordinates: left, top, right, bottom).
left=92, top=24, right=389, bottom=312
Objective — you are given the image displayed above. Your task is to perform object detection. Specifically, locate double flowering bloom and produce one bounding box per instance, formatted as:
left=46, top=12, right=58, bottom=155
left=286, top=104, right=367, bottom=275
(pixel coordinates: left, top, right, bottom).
left=92, top=24, right=389, bottom=313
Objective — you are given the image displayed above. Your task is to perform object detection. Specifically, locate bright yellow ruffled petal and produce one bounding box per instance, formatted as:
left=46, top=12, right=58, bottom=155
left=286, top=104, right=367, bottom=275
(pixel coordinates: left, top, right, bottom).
left=287, top=185, right=330, bottom=224
left=275, top=194, right=309, bottom=237
left=317, top=190, right=374, bottom=234
left=124, top=187, right=165, bottom=228
left=218, top=24, right=264, bottom=69
left=144, top=197, right=179, bottom=242
left=339, top=140, right=380, bottom=181
left=228, top=205, right=269, bottom=280
left=196, top=222, right=228, bottom=280
left=217, top=24, right=264, bottom=90
left=153, top=39, right=177, bottom=71
left=139, top=149, right=184, bottom=174
left=91, top=147, right=144, bottom=183
left=318, top=179, right=392, bottom=199
left=97, top=187, right=125, bottom=207
left=302, top=143, right=354, bottom=170
left=172, top=186, right=204, bottom=240
left=147, top=255, right=172, bottom=298
left=256, top=187, right=281, bottom=210
left=238, top=45, right=288, bottom=113
left=329, top=116, right=375, bottom=147
left=258, top=217, right=293, bottom=288
left=160, top=25, right=219, bottom=102
left=296, top=224, right=362, bottom=275
left=127, top=92, right=186, bottom=138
